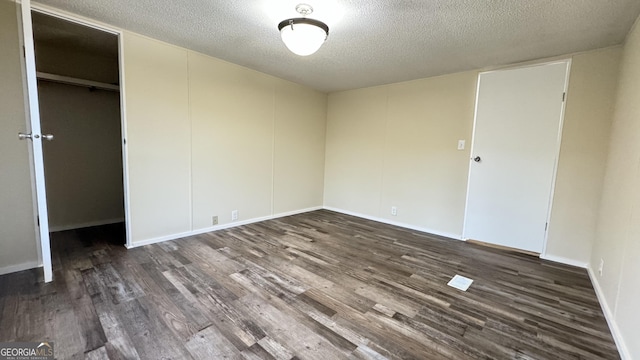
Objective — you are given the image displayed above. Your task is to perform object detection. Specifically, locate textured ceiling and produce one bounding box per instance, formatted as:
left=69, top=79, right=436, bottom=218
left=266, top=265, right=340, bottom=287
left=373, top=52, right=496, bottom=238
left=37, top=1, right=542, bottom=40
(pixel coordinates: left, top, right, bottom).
left=34, top=0, right=640, bottom=93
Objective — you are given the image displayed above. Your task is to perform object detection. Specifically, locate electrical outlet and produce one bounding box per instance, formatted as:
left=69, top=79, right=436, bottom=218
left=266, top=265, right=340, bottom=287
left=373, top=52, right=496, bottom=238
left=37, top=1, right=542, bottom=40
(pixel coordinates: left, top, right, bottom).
left=391, top=206, right=397, bottom=216
left=598, top=258, right=604, bottom=276
left=231, top=210, right=238, bottom=221
left=212, top=216, right=218, bottom=225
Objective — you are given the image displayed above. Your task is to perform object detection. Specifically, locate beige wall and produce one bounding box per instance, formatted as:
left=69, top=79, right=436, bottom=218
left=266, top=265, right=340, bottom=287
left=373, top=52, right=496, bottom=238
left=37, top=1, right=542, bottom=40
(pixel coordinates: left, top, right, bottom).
left=189, top=52, right=273, bottom=227
left=546, top=48, right=622, bottom=264
left=123, top=32, right=326, bottom=244
left=324, top=72, right=477, bottom=237
left=591, top=16, right=640, bottom=359
left=273, top=81, right=327, bottom=214
left=123, top=33, right=192, bottom=242
left=325, top=48, right=621, bottom=260
left=325, top=86, right=391, bottom=217
left=0, top=0, right=40, bottom=273
left=38, top=82, right=124, bottom=230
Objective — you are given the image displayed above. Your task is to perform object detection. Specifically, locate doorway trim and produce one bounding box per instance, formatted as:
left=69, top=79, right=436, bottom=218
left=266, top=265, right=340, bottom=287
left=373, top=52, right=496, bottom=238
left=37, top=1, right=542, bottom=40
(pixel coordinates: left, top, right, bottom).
left=30, top=4, right=133, bottom=249
left=461, top=58, right=572, bottom=259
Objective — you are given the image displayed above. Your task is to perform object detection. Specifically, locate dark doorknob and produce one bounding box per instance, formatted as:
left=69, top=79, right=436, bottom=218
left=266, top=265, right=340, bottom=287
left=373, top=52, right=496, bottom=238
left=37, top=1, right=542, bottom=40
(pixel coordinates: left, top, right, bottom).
left=473, top=156, right=481, bottom=163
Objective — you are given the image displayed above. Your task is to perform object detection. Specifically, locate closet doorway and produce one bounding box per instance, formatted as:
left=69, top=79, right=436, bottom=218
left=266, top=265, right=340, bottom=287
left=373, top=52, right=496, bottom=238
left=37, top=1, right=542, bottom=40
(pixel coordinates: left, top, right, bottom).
left=32, top=10, right=128, bottom=252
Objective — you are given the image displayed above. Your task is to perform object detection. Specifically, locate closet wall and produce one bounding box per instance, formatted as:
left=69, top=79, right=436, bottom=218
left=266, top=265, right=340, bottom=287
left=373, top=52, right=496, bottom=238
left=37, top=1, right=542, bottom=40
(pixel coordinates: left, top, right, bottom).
left=35, top=27, right=124, bottom=231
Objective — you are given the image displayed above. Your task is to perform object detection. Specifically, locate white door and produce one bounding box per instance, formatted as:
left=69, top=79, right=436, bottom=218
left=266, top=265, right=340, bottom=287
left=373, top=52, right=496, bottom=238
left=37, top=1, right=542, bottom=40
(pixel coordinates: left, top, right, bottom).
left=463, top=61, right=569, bottom=253
left=1, top=0, right=53, bottom=281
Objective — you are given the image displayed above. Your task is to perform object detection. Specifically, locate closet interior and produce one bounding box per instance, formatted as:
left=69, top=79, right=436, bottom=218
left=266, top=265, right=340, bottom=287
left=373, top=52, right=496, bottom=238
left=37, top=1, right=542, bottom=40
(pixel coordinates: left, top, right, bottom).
left=32, top=11, right=126, bottom=243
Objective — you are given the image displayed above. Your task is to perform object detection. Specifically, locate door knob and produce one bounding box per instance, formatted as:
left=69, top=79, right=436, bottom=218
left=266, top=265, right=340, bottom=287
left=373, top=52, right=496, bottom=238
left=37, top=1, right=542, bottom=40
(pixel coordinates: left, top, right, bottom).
left=18, top=132, right=32, bottom=140
left=17, top=133, right=54, bottom=141
left=473, top=156, right=481, bottom=163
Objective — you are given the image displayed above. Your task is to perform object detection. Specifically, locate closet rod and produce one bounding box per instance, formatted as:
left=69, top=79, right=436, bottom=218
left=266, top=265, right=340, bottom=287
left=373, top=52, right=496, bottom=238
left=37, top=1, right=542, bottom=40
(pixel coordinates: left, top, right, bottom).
left=36, top=72, right=120, bottom=92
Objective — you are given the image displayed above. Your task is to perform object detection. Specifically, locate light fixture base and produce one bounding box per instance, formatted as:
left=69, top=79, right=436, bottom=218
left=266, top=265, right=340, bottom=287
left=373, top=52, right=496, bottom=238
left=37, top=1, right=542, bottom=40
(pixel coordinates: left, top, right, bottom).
left=295, top=4, right=313, bottom=16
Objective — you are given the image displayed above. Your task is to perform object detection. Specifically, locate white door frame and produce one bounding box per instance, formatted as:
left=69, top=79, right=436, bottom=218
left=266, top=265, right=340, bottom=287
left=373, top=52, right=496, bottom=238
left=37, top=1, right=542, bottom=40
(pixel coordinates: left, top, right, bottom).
left=27, top=3, right=133, bottom=271
left=462, top=59, right=572, bottom=258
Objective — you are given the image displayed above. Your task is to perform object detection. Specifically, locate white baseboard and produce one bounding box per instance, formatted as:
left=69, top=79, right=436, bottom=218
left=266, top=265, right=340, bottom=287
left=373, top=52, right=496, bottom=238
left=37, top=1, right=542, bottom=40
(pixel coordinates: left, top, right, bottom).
left=50, top=217, right=125, bottom=232
left=539, top=254, right=588, bottom=268
left=0, top=260, right=40, bottom=276
left=126, top=206, right=322, bottom=249
left=587, top=266, right=630, bottom=360
left=322, top=206, right=464, bottom=241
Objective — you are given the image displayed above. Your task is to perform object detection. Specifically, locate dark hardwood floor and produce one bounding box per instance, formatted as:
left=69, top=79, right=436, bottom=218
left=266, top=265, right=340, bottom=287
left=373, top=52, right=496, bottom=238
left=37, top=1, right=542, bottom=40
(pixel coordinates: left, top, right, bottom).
left=0, top=210, right=619, bottom=359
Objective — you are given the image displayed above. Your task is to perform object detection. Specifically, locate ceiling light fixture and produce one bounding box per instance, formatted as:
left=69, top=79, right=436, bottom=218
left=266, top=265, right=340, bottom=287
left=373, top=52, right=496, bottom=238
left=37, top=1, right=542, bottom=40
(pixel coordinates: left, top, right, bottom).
left=278, top=4, right=329, bottom=56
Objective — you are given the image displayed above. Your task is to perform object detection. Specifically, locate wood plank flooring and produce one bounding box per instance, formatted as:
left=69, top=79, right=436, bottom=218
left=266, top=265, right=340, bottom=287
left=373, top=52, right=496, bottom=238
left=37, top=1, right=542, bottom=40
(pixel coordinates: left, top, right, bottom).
left=0, top=210, right=619, bottom=359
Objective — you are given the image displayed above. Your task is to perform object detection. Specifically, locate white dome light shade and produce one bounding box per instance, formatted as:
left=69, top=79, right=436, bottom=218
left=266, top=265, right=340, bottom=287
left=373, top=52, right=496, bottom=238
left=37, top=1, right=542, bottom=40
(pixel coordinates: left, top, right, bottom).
left=278, top=18, right=329, bottom=56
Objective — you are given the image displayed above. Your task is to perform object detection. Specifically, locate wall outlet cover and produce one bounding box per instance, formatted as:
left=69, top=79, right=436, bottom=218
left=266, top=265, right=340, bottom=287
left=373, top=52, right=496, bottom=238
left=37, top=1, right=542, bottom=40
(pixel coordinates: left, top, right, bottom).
left=212, top=216, right=218, bottom=225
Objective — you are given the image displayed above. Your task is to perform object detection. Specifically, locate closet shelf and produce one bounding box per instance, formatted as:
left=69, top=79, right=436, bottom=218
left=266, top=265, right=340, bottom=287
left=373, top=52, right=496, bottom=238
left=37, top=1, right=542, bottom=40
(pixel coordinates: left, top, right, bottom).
left=36, top=72, right=119, bottom=92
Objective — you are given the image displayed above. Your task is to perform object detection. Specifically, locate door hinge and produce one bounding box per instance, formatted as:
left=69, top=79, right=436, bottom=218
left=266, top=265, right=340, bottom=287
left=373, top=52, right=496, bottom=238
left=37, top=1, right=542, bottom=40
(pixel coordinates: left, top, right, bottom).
left=562, top=92, right=566, bottom=102
left=23, top=46, right=26, bottom=58
left=545, top=222, right=548, bottom=231
left=123, top=138, right=126, bottom=145
left=37, top=215, right=40, bottom=226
